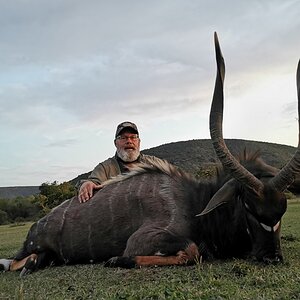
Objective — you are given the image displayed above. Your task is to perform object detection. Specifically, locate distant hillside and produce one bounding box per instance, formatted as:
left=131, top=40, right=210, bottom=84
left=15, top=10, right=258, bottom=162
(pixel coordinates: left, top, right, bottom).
left=71, top=138, right=297, bottom=184
left=0, top=186, right=40, bottom=199
left=143, top=139, right=295, bottom=173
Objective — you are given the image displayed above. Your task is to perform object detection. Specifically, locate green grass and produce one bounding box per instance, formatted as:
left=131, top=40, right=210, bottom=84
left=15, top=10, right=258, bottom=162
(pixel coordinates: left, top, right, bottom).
left=1, top=201, right=300, bottom=300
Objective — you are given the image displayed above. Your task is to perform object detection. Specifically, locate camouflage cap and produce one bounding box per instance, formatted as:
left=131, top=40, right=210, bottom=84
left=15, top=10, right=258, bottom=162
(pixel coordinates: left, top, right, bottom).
left=115, top=121, right=139, bottom=138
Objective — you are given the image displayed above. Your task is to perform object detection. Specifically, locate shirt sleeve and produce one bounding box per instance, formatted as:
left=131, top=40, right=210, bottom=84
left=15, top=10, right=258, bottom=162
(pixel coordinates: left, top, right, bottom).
left=88, top=162, right=110, bottom=185
left=75, top=163, right=107, bottom=189
left=76, top=157, right=120, bottom=189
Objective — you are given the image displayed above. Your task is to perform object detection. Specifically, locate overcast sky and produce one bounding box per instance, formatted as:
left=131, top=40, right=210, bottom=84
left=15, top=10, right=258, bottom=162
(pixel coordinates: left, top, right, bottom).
left=1, top=0, right=300, bottom=187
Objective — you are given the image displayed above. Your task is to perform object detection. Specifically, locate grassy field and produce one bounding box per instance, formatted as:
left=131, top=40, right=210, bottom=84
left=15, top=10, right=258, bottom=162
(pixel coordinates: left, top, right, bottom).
left=0, top=201, right=300, bottom=300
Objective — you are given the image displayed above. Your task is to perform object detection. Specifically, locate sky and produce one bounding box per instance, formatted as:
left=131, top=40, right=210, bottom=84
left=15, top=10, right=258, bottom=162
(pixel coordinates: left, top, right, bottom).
left=1, top=0, right=300, bottom=187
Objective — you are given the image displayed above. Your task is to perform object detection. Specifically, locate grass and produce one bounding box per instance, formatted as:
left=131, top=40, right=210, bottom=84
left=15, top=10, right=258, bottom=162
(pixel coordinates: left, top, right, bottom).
left=0, top=200, right=300, bottom=300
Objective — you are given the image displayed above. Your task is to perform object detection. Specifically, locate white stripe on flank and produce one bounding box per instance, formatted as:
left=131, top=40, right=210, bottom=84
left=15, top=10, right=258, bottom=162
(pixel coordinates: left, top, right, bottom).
left=160, top=176, right=177, bottom=232
left=88, top=224, right=95, bottom=260
left=58, top=197, right=74, bottom=262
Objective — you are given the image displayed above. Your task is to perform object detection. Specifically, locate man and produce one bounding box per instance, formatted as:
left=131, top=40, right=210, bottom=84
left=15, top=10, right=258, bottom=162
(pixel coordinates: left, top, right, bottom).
left=78, top=121, right=167, bottom=203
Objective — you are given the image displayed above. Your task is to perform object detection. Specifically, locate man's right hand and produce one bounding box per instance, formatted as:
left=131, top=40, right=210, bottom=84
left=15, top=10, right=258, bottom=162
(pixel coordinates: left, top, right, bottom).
left=78, top=181, right=103, bottom=203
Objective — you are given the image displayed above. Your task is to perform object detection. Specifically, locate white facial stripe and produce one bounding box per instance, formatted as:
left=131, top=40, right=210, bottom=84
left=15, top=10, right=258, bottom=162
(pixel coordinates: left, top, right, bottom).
left=260, top=222, right=272, bottom=232
left=245, top=202, right=281, bottom=233
left=260, top=221, right=281, bottom=232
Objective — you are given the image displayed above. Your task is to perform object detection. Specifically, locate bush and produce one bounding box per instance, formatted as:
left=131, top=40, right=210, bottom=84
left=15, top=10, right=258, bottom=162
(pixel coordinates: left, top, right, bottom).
left=0, top=209, right=9, bottom=225
left=0, top=181, right=76, bottom=224
left=195, top=164, right=218, bottom=179
left=35, top=181, right=76, bottom=213
left=0, top=196, right=42, bottom=225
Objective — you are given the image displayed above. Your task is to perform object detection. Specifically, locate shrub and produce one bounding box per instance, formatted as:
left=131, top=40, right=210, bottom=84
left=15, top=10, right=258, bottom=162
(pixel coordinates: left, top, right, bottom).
left=0, top=209, right=9, bottom=225
left=35, top=181, right=76, bottom=213
left=0, top=197, right=42, bottom=224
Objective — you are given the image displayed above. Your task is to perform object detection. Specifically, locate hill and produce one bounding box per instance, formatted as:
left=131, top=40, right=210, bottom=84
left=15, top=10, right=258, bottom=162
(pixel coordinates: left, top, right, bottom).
left=70, top=138, right=296, bottom=184
left=0, top=186, right=40, bottom=199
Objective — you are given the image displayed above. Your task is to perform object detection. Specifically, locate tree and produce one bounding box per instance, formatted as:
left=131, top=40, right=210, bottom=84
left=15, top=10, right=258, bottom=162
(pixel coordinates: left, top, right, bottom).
left=36, top=181, right=76, bottom=213
left=0, top=196, right=42, bottom=224
left=0, top=209, right=8, bottom=225
left=0, top=182, right=76, bottom=224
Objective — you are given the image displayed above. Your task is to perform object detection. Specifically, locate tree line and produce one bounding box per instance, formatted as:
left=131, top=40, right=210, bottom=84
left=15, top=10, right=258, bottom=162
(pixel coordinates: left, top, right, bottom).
left=0, top=181, right=76, bottom=225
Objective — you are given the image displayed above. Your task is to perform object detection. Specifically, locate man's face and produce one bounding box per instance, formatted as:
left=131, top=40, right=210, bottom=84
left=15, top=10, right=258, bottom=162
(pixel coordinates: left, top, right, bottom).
left=115, top=129, right=140, bottom=162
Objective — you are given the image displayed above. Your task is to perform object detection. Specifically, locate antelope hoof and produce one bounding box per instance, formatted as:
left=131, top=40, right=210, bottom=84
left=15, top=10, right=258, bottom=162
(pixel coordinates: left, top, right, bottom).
left=19, top=256, right=38, bottom=277
left=176, top=251, right=189, bottom=265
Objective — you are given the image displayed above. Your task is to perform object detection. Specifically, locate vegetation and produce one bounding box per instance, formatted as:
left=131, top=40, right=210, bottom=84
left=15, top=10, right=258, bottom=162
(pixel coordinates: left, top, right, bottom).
left=0, top=200, right=299, bottom=299
left=0, top=196, right=40, bottom=225
left=0, top=181, right=76, bottom=225
left=36, top=181, right=76, bottom=213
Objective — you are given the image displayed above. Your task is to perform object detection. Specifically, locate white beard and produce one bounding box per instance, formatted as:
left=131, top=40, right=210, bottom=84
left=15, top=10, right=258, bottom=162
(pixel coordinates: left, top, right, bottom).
left=117, top=148, right=140, bottom=162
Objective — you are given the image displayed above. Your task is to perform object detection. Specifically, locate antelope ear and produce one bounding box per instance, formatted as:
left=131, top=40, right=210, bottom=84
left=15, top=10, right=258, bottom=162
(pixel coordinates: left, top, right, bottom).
left=196, top=179, right=237, bottom=216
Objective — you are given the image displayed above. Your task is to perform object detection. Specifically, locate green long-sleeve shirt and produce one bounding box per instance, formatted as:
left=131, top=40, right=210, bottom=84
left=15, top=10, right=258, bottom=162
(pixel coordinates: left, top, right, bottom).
left=77, top=153, right=168, bottom=188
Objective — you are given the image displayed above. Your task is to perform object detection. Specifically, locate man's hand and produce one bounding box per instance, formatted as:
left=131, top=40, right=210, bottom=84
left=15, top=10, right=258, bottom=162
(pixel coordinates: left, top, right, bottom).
left=78, top=181, right=103, bottom=203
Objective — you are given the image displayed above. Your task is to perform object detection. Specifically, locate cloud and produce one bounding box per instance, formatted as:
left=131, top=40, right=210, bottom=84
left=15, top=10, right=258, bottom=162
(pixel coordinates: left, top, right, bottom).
left=45, top=138, right=78, bottom=148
